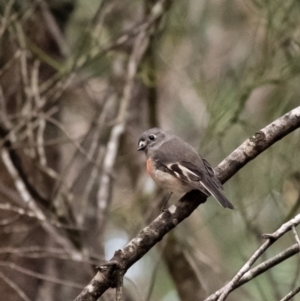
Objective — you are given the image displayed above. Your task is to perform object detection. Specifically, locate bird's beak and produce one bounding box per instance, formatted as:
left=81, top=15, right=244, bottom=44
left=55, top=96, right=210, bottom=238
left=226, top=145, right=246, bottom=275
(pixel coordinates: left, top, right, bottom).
left=137, top=141, right=146, bottom=151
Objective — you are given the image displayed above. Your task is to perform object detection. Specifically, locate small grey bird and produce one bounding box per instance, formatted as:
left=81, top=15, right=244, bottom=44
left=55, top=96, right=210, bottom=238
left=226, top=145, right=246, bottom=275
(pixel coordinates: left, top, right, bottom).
left=137, top=128, right=234, bottom=209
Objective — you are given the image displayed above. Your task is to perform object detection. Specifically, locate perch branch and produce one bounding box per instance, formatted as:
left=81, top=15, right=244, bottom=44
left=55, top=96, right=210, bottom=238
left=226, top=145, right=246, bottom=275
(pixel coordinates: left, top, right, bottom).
left=73, top=94, right=300, bottom=299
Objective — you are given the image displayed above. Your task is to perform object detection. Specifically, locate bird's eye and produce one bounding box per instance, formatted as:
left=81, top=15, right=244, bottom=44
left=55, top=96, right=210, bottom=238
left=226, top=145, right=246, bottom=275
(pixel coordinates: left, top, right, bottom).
left=149, top=134, right=156, bottom=141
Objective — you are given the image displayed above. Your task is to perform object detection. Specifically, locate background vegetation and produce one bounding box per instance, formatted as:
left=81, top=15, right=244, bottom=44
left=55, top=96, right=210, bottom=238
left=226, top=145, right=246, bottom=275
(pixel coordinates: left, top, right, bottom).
left=0, top=0, right=300, bottom=300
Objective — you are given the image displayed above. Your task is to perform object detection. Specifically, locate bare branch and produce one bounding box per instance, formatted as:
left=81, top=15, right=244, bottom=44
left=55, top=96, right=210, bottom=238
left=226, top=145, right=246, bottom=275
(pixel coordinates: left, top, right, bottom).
left=0, top=271, right=31, bottom=301
left=206, top=214, right=300, bottom=301
left=0, top=246, right=104, bottom=264
left=39, top=0, right=69, bottom=55
left=0, top=202, right=81, bottom=230
left=0, top=0, right=16, bottom=38
left=216, top=106, right=300, bottom=183
left=1, top=148, right=82, bottom=255
left=38, top=0, right=169, bottom=103
left=0, top=261, right=84, bottom=289
left=292, top=226, right=300, bottom=249
left=262, top=214, right=300, bottom=241
left=46, top=116, right=101, bottom=167
left=239, top=244, right=299, bottom=286
left=96, top=0, right=156, bottom=233
left=204, top=243, right=299, bottom=301
left=279, top=287, right=300, bottom=301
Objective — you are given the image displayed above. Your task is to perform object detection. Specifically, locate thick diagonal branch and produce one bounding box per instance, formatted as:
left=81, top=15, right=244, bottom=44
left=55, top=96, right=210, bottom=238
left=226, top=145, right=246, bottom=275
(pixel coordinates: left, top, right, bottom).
left=74, top=110, right=300, bottom=300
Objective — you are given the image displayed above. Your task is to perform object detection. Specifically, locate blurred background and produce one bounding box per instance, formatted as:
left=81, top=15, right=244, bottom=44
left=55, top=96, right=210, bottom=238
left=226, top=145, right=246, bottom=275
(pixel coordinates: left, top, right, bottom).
left=0, top=0, right=300, bottom=300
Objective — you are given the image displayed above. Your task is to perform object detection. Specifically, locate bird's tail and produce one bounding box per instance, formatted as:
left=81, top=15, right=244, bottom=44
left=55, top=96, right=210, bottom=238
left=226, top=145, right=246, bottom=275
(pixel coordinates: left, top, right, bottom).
left=200, top=178, right=234, bottom=209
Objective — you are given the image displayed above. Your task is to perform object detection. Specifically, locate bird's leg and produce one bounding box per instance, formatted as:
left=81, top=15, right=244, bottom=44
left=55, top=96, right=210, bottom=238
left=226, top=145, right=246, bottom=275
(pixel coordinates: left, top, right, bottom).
left=161, top=192, right=172, bottom=212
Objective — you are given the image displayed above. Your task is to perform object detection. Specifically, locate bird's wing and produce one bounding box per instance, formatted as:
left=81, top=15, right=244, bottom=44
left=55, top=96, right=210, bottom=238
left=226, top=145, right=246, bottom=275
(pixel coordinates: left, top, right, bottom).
left=151, top=136, right=234, bottom=209
left=178, top=161, right=233, bottom=209
left=155, top=154, right=234, bottom=209
left=151, top=136, right=209, bottom=181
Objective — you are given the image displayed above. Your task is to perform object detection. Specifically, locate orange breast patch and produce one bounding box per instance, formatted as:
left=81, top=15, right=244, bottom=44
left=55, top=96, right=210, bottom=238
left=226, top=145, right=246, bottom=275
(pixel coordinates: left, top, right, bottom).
left=146, top=158, right=155, bottom=178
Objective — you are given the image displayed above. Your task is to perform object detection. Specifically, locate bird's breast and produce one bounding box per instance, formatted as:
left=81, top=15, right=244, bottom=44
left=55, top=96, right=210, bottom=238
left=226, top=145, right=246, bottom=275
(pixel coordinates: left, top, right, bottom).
left=153, top=169, right=191, bottom=195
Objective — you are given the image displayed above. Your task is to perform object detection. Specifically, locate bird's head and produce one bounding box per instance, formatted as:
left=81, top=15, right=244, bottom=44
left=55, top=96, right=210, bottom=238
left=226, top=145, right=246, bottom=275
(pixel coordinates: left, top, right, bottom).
left=137, top=128, right=166, bottom=154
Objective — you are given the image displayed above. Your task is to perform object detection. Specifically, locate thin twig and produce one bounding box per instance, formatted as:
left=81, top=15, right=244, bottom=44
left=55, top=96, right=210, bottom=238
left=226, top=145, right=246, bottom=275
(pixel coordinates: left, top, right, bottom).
left=38, top=0, right=167, bottom=104
left=0, top=0, right=16, bottom=38
left=279, top=286, right=300, bottom=301
left=0, top=214, right=20, bottom=226
left=0, top=50, right=21, bottom=77
left=1, top=148, right=82, bottom=254
left=45, top=116, right=101, bottom=167
left=79, top=146, right=104, bottom=227
left=216, top=240, right=272, bottom=301
left=262, top=214, right=300, bottom=240
left=292, top=226, right=300, bottom=249
left=0, top=202, right=82, bottom=230
left=205, top=244, right=300, bottom=301
left=39, top=0, right=69, bottom=55
left=97, top=12, right=151, bottom=234
left=0, top=261, right=84, bottom=289
left=205, top=214, right=300, bottom=301
left=0, top=246, right=101, bottom=264
left=238, top=244, right=299, bottom=286
left=0, top=270, right=31, bottom=301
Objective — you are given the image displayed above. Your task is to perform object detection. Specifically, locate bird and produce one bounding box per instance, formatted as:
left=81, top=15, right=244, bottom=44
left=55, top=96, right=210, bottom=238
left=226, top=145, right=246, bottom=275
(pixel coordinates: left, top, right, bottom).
left=137, top=128, right=234, bottom=209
